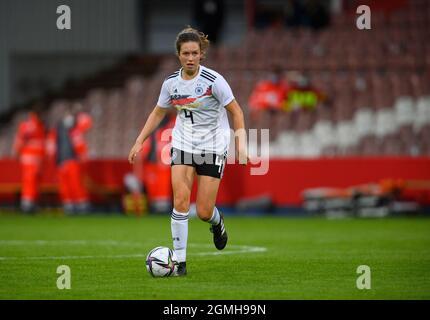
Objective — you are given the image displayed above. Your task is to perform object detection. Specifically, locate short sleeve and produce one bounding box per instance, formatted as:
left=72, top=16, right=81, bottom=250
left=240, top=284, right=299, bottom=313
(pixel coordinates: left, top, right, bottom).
left=156, top=80, right=172, bottom=108
left=212, top=75, right=235, bottom=107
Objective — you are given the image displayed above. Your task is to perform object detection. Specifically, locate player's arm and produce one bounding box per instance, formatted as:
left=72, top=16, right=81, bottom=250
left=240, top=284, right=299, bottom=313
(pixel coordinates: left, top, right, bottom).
left=128, top=106, right=168, bottom=164
left=225, top=100, right=248, bottom=165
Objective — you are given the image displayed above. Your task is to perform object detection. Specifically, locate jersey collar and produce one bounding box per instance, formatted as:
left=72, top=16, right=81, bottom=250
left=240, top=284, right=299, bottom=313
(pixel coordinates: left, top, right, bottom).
left=179, top=65, right=202, bottom=83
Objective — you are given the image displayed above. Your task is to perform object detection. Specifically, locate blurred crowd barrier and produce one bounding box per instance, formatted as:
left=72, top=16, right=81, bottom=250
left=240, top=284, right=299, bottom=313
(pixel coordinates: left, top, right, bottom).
left=1, top=157, right=429, bottom=214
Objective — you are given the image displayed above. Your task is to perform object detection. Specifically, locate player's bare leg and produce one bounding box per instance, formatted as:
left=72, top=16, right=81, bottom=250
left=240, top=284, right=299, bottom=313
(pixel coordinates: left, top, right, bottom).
left=196, top=175, right=227, bottom=250
left=170, top=164, right=195, bottom=276
left=172, top=164, right=195, bottom=213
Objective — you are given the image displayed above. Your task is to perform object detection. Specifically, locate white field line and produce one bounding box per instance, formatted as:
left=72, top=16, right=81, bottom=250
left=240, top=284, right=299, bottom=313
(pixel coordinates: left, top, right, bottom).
left=0, top=240, right=267, bottom=260
left=0, top=240, right=143, bottom=247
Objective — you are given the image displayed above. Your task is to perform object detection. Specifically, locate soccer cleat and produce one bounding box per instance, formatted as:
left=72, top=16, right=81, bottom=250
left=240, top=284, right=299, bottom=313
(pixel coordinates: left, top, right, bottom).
left=210, top=212, right=228, bottom=250
left=174, top=262, right=187, bottom=276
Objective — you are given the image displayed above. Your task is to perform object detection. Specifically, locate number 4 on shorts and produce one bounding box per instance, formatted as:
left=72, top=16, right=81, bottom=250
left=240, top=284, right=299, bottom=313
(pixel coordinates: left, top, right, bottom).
left=215, top=155, right=224, bottom=173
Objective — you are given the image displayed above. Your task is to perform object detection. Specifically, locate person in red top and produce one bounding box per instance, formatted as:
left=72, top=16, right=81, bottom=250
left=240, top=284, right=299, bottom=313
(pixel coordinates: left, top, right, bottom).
left=139, top=112, right=176, bottom=214
left=248, top=66, right=290, bottom=133
left=70, top=111, right=92, bottom=159
left=248, top=66, right=289, bottom=112
left=46, top=104, right=92, bottom=214
left=13, top=103, right=46, bottom=213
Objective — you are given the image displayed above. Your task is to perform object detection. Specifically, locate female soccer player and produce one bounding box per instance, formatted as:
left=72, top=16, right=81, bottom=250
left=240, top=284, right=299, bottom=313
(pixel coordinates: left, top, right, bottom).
left=128, top=27, right=248, bottom=276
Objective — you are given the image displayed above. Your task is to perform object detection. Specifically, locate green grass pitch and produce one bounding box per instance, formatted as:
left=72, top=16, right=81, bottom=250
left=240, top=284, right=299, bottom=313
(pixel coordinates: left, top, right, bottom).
left=0, top=213, right=429, bottom=299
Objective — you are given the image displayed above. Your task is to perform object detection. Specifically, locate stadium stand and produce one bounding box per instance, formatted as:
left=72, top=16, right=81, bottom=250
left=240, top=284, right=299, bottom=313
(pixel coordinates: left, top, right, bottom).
left=0, top=1, right=429, bottom=160
left=0, top=0, right=429, bottom=214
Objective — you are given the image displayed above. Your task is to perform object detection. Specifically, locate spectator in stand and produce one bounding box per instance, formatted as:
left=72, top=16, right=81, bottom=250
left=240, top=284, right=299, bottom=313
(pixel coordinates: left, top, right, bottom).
left=12, top=102, right=46, bottom=213
left=248, top=66, right=290, bottom=128
left=249, top=68, right=325, bottom=115
left=282, top=71, right=326, bottom=112
left=249, top=66, right=290, bottom=112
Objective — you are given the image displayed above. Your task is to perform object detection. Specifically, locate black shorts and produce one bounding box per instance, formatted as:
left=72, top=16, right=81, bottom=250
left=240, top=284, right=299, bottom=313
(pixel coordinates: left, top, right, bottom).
left=170, top=147, right=227, bottom=179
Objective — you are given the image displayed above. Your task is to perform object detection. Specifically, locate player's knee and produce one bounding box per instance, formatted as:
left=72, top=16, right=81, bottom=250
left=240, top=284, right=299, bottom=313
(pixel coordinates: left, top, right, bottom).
left=195, top=203, right=213, bottom=221
left=173, top=193, right=190, bottom=213
left=174, top=202, right=189, bottom=213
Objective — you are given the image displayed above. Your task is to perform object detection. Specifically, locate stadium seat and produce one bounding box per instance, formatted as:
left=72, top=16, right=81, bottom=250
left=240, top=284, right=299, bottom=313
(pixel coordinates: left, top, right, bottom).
left=375, top=108, right=397, bottom=138
left=1, top=2, right=429, bottom=160
left=354, top=108, right=376, bottom=141
left=298, top=132, right=321, bottom=158
left=414, top=96, right=430, bottom=133
left=395, top=97, right=416, bottom=126
left=276, top=131, right=300, bottom=158
left=335, top=120, right=359, bottom=155
left=312, top=120, right=336, bottom=151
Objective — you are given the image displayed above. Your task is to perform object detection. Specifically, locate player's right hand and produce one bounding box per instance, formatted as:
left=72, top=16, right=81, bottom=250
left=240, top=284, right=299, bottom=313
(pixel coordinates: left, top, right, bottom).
left=237, top=148, right=249, bottom=166
left=128, top=143, right=141, bottom=164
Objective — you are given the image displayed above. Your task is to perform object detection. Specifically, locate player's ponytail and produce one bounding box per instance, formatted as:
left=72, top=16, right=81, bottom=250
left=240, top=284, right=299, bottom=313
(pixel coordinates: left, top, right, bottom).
left=175, top=26, right=210, bottom=58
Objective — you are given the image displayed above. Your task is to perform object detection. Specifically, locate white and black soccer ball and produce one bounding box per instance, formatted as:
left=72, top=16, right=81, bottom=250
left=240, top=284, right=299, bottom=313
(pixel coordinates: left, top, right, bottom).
left=146, top=246, right=178, bottom=277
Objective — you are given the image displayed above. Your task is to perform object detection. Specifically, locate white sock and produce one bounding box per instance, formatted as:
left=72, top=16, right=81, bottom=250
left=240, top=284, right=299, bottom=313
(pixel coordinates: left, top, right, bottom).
left=208, top=206, right=221, bottom=226
left=171, top=209, right=189, bottom=263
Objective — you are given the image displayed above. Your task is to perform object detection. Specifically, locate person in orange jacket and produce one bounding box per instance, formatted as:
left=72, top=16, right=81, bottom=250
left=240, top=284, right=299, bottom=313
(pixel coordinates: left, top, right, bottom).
left=47, top=105, right=92, bottom=214
left=12, top=104, right=46, bottom=213
left=248, top=66, right=290, bottom=112
left=139, top=112, right=176, bottom=214
left=248, top=66, right=290, bottom=132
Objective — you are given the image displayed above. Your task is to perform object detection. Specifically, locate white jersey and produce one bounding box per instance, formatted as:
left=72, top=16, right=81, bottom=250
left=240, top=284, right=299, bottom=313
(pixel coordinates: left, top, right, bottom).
left=157, top=65, right=234, bottom=155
